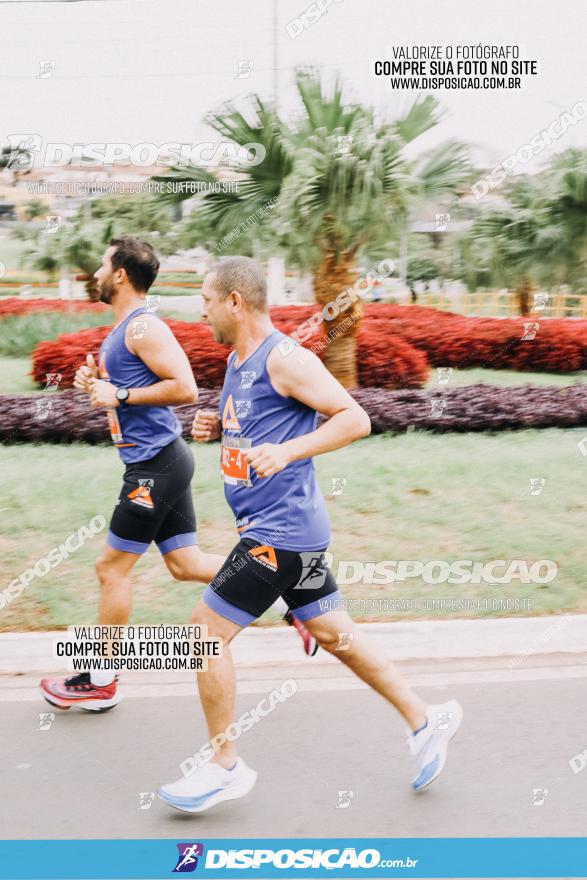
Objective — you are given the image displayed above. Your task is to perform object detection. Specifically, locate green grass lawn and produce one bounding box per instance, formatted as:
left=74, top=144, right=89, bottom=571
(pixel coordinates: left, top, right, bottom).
left=425, top=367, right=587, bottom=388
left=0, top=235, right=26, bottom=272
left=152, top=286, right=201, bottom=296
left=1, top=430, right=586, bottom=630
left=0, top=356, right=38, bottom=394
left=0, top=286, right=61, bottom=297
left=0, top=312, right=110, bottom=358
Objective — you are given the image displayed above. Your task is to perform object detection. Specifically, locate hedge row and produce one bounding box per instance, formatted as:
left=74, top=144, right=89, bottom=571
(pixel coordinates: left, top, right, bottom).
left=4, top=384, right=587, bottom=444
left=0, top=297, right=108, bottom=317
left=361, top=304, right=587, bottom=372
left=29, top=304, right=587, bottom=390
left=31, top=318, right=430, bottom=390
left=0, top=389, right=221, bottom=445
left=353, top=384, right=587, bottom=433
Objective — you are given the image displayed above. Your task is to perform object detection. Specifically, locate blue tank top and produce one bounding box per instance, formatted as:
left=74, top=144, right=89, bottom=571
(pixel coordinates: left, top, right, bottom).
left=98, top=306, right=181, bottom=464
left=219, top=330, right=330, bottom=551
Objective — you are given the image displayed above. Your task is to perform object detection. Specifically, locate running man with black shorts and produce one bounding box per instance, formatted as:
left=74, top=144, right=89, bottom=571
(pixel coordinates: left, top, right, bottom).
left=39, top=235, right=228, bottom=710
left=158, top=256, right=463, bottom=811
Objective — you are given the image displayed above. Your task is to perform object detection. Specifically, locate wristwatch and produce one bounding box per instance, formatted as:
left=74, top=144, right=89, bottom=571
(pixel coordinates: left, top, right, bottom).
left=116, top=387, right=130, bottom=404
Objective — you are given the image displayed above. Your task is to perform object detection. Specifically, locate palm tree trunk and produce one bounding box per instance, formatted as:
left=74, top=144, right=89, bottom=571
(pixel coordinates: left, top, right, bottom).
left=76, top=273, right=100, bottom=301
left=515, top=275, right=533, bottom=316
left=313, top=250, right=362, bottom=388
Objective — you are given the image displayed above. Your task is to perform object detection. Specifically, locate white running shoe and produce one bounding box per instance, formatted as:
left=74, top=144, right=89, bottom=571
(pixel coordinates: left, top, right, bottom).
left=157, top=757, right=257, bottom=813
left=408, top=699, right=463, bottom=791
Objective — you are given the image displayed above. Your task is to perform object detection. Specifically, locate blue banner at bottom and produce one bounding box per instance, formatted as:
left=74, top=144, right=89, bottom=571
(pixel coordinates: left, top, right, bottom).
left=0, top=838, right=586, bottom=879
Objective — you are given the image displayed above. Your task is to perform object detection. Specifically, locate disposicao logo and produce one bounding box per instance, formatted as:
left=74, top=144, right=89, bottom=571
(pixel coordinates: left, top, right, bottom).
left=173, top=842, right=204, bottom=872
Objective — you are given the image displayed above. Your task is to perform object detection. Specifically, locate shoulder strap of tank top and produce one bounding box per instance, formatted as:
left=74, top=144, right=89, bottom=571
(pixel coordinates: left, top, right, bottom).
left=259, top=329, right=285, bottom=361
left=230, top=330, right=283, bottom=371
left=118, top=306, right=146, bottom=331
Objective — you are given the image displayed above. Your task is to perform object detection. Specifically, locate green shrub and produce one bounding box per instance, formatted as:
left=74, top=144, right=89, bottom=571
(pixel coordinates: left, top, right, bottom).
left=0, top=312, right=110, bottom=357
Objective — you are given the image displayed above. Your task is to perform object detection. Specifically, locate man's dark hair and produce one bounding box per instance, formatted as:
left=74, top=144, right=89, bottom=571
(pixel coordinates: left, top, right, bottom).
left=109, top=235, right=160, bottom=292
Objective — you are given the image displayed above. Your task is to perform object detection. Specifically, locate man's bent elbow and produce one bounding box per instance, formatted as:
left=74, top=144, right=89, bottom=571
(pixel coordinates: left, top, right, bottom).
left=177, top=381, right=198, bottom=405
left=354, top=407, right=371, bottom=440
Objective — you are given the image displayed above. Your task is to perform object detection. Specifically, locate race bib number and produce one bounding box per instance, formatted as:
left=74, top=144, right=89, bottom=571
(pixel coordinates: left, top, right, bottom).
left=221, top=434, right=252, bottom=487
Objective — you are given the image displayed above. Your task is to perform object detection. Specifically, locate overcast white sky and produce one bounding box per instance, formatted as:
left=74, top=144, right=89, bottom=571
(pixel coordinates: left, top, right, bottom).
left=0, top=0, right=585, bottom=169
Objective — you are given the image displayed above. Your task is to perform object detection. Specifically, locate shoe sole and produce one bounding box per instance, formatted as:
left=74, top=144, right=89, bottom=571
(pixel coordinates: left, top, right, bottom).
left=413, top=701, right=463, bottom=792
left=41, top=690, right=120, bottom=712
left=306, top=639, right=319, bottom=657
left=157, top=767, right=258, bottom=814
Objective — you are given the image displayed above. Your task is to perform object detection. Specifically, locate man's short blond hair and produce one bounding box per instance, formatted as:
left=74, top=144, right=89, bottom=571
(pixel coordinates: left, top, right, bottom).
left=210, top=256, right=267, bottom=311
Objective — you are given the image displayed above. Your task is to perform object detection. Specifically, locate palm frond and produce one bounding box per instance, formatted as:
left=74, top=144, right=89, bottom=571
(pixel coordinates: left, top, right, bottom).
left=393, top=95, right=444, bottom=144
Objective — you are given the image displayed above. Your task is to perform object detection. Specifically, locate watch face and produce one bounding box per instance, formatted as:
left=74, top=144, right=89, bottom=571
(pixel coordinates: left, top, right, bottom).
left=116, top=388, right=129, bottom=401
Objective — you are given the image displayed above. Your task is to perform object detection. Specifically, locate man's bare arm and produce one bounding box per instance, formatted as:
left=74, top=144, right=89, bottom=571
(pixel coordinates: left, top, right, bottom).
left=125, top=316, right=197, bottom=406
left=267, top=344, right=370, bottom=462
left=89, top=316, right=198, bottom=409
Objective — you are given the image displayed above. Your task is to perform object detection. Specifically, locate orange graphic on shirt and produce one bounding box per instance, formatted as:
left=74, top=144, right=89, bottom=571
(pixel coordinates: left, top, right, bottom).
left=222, top=394, right=241, bottom=431
left=248, top=545, right=278, bottom=571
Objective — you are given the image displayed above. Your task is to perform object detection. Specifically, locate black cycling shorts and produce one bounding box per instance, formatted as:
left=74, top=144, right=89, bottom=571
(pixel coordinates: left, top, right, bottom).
left=107, top=437, right=197, bottom=556
left=202, top=537, right=341, bottom=626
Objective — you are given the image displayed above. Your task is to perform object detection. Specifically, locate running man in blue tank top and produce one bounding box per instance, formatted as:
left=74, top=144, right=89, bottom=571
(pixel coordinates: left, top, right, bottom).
left=158, top=257, right=463, bottom=812
left=40, top=235, right=227, bottom=710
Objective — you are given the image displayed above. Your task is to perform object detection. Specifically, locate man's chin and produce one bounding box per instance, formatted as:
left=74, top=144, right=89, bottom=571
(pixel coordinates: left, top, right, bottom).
left=213, top=328, right=232, bottom=346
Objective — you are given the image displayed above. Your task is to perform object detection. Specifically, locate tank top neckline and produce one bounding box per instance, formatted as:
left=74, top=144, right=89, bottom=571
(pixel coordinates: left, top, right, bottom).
left=112, top=305, right=146, bottom=333
left=231, top=329, right=281, bottom=371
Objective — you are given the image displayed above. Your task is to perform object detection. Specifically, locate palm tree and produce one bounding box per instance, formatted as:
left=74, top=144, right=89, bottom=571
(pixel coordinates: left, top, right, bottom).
left=15, top=190, right=177, bottom=298
left=460, top=149, right=587, bottom=312
left=14, top=219, right=112, bottom=299
left=23, top=199, right=50, bottom=221
left=157, top=69, right=469, bottom=386
left=461, top=177, right=546, bottom=313
left=540, top=149, right=587, bottom=294
left=90, top=193, right=177, bottom=253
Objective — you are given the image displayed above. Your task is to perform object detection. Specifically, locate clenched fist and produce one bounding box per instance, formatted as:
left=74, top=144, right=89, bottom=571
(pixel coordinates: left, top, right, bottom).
left=88, top=378, right=118, bottom=408
left=192, top=409, right=221, bottom=442
left=73, top=353, right=98, bottom=393
left=244, top=443, right=291, bottom=478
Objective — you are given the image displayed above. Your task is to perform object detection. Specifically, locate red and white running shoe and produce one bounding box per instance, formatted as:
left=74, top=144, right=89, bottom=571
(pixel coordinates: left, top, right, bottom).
left=39, top=672, right=120, bottom=712
left=284, top=610, right=319, bottom=656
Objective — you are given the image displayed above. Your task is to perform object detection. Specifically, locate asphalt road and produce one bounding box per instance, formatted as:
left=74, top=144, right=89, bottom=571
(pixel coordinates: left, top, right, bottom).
left=3, top=671, right=586, bottom=840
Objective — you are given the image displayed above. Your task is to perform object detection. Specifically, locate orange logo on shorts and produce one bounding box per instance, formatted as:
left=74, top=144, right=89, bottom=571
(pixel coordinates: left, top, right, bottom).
left=128, top=485, right=154, bottom=509
left=248, top=545, right=278, bottom=570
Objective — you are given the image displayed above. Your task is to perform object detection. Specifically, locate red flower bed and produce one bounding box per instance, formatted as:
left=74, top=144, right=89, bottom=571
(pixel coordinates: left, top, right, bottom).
left=29, top=302, right=587, bottom=392
left=357, top=324, right=429, bottom=388
left=362, top=304, right=587, bottom=372
left=31, top=314, right=429, bottom=390
left=0, top=297, right=108, bottom=317
left=32, top=321, right=232, bottom=389
left=271, top=304, right=587, bottom=371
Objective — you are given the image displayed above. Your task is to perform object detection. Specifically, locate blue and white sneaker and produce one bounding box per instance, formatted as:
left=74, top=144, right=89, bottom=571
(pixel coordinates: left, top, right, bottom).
left=157, top=757, right=257, bottom=813
left=408, top=699, right=463, bottom=791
